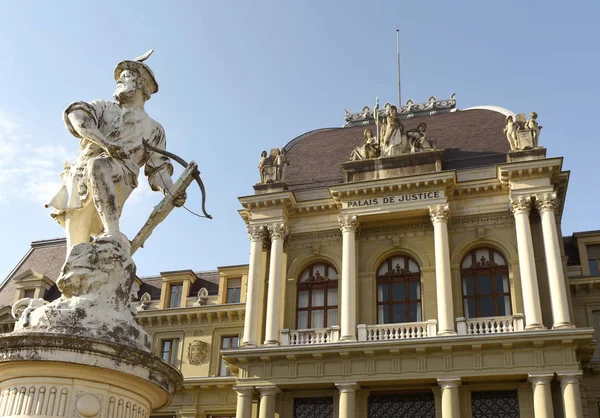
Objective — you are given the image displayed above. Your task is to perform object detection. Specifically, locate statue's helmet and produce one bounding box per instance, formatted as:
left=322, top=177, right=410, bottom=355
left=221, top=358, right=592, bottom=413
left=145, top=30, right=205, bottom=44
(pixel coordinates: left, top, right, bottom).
left=114, top=50, right=159, bottom=95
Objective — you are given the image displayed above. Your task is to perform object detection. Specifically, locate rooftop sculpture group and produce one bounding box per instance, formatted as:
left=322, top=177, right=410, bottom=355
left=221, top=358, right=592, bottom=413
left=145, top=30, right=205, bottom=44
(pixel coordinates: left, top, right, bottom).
left=257, top=148, right=289, bottom=184
left=11, top=51, right=209, bottom=351
left=349, top=102, right=437, bottom=161
left=504, top=112, right=542, bottom=151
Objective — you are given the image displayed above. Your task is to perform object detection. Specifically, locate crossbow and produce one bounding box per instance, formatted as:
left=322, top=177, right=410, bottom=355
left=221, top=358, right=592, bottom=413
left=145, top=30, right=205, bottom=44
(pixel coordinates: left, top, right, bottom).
left=142, top=139, right=212, bottom=219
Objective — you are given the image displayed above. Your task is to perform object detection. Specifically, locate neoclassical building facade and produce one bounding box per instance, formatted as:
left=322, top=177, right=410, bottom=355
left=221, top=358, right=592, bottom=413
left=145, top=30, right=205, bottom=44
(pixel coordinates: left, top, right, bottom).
left=1, top=96, right=600, bottom=418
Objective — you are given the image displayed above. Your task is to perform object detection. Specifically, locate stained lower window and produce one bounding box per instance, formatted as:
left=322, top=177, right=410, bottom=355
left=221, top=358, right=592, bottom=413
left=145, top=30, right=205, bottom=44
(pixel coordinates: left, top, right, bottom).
left=368, top=393, right=435, bottom=418
left=296, top=263, right=338, bottom=329
left=461, top=248, right=511, bottom=318
left=376, top=255, right=422, bottom=324
left=293, top=397, right=333, bottom=418
left=471, top=390, right=519, bottom=417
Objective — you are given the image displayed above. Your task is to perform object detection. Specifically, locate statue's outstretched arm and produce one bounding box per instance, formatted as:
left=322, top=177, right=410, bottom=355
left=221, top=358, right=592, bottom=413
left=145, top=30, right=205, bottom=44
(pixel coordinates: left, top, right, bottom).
left=66, top=109, right=113, bottom=152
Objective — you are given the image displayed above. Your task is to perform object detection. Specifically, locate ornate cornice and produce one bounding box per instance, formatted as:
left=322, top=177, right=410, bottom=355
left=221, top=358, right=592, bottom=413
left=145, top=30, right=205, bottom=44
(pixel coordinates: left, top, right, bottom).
left=268, top=223, right=289, bottom=240
left=338, top=215, right=360, bottom=232
left=429, top=205, right=450, bottom=223
left=343, top=94, right=456, bottom=127
left=535, top=192, right=557, bottom=213
left=509, top=196, right=532, bottom=216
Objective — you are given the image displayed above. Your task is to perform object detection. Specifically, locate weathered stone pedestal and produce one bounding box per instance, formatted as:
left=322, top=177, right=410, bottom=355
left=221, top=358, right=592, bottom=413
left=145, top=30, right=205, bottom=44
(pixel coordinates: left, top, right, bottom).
left=0, top=333, right=183, bottom=418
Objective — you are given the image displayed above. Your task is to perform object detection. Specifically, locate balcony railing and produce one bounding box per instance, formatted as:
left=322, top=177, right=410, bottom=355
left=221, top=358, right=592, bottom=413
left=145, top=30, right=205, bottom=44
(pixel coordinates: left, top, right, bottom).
left=456, top=314, right=524, bottom=335
left=280, top=326, right=340, bottom=346
left=358, top=320, right=437, bottom=341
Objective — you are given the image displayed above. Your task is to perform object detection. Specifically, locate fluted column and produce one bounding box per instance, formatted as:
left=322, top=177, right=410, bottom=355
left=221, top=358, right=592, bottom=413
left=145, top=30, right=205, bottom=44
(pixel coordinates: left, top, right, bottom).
left=558, top=372, right=584, bottom=418
left=510, top=196, right=544, bottom=330
left=264, top=223, right=288, bottom=345
left=535, top=193, right=573, bottom=329
left=234, top=386, right=255, bottom=418
left=437, top=378, right=461, bottom=418
left=339, top=215, right=359, bottom=341
left=257, top=386, right=280, bottom=418
left=429, top=205, right=455, bottom=335
left=528, top=374, right=554, bottom=418
left=242, top=226, right=266, bottom=347
left=336, top=383, right=359, bottom=418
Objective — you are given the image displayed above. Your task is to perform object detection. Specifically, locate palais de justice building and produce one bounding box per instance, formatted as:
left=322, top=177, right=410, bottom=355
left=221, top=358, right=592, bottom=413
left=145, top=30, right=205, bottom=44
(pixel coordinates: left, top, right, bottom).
left=2, top=95, right=600, bottom=418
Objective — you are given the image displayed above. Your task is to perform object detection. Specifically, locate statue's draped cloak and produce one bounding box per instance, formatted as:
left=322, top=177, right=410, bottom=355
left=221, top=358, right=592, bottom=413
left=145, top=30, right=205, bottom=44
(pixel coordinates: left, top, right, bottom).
left=47, top=100, right=173, bottom=235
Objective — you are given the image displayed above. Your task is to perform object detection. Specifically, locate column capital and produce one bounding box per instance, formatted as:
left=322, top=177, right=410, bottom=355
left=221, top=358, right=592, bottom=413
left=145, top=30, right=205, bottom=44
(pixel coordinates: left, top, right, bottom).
left=429, top=205, right=450, bottom=223
left=509, top=195, right=532, bottom=216
left=335, top=383, right=360, bottom=393
left=256, top=385, right=281, bottom=396
left=437, top=378, right=461, bottom=390
left=338, top=214, right=360, bottom=232
left=247, top=225, right=267, bottom=241
left=233, top=386, right=255, bottom=396
left=267, top=222, right=288, bottom=240
left=535, top=192, right=557, bottom=213
left=528, top=373, right=554, bottom=385
left=557, top=371, right=583, bottom=385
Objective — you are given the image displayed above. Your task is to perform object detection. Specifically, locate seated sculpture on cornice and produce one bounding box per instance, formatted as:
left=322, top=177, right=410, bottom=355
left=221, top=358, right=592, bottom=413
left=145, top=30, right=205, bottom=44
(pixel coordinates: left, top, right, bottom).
left=350, top=128, right=379, bottom=161
left=407, top=122, right=437, bottom=153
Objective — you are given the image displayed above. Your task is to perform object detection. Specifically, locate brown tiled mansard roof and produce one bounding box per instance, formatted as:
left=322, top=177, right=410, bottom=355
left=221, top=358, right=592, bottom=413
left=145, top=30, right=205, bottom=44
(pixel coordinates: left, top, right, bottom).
left=283, top=109, right=510, bottom=190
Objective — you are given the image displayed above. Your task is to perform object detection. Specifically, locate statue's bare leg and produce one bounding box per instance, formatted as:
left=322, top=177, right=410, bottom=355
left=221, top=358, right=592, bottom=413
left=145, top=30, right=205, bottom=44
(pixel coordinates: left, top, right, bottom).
left=64, top=202, right=96, bottom=253
left=88, top=157, right=121, bottom=237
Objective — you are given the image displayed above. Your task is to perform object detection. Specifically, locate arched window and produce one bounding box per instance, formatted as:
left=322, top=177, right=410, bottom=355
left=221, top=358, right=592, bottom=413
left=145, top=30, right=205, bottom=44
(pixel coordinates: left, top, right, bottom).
left=376, top=255, right=421, bottom=324
left=461, top=248, right=511, bottom=318
left=297, top=263, right=338, bottom=329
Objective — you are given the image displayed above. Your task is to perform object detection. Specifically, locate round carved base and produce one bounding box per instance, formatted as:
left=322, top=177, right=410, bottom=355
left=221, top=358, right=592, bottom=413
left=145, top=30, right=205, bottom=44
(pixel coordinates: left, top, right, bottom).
left=0, top=333, right=182, bottom=418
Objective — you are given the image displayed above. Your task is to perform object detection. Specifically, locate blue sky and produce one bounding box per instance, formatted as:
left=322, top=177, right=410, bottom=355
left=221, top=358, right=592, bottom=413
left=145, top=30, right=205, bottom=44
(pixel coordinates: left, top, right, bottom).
left=0, top=1, right=599, bottom=278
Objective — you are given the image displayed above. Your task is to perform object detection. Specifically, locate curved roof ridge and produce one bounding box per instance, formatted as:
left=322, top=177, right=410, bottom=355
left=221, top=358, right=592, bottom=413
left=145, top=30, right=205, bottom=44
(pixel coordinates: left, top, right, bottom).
left=283, top=128, right=338, bottom=152
left=462, top=105, right=515, bottom=117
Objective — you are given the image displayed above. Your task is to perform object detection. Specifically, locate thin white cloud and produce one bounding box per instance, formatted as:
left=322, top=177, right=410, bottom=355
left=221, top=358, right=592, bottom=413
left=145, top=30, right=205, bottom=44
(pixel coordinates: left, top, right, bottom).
left=0, top=109, right=158, bottom=212
left=0, top=110, right=71, bottom=205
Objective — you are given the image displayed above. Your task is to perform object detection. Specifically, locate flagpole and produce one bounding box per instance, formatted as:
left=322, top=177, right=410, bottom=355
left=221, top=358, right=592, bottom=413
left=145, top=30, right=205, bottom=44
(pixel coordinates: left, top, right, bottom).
left=396, top=29, right=401, bottom=108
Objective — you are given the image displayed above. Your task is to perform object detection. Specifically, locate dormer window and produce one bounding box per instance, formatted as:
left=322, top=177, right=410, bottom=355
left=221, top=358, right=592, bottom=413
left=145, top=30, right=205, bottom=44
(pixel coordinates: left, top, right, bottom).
left=168, top=284, right=183, bottom=308
left=23, top=289, right=36, bottom=299
left=587, top=245, right=600, bottom=276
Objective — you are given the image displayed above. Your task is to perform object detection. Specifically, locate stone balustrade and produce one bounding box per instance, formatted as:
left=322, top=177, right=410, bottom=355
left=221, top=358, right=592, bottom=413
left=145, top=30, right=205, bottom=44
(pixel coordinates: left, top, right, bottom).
left=280, top=326, right=340, bottom=346
left=456, top=314, right=525, bottom=335
left=358, top=320, right=437, bottom=341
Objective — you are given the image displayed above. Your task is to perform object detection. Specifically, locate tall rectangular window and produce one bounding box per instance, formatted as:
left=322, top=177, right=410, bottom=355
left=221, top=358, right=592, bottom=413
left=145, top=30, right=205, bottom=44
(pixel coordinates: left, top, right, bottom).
left=587, top=245, right=600, bottom=276
left=168, top=283, right=183, bottom=308
left=226, top=279, right=241, bottom=304
left=219, top=336, right=239, bottom=376
left=160, top=339, right=179, bottom=365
